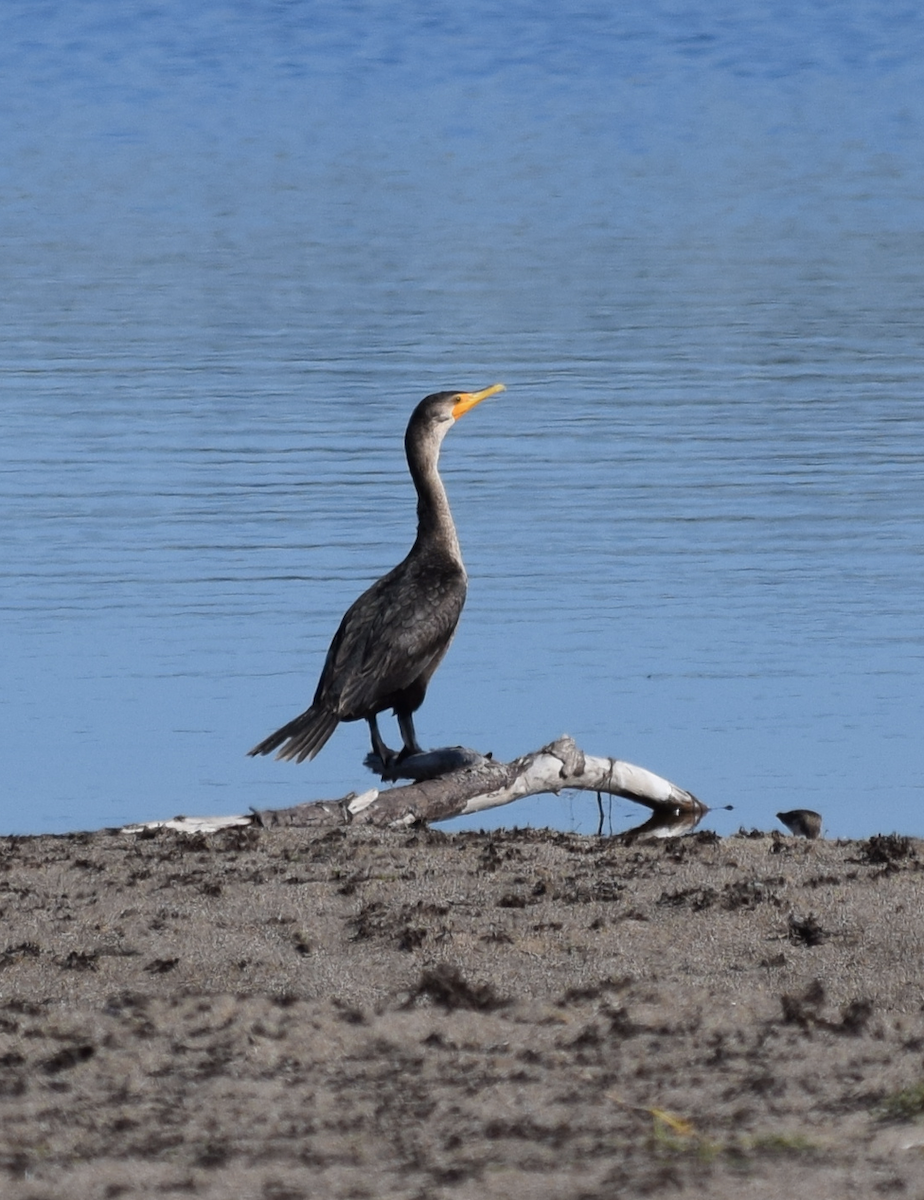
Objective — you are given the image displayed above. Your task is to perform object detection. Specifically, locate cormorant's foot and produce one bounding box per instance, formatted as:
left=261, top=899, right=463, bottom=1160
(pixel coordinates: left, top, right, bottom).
left=363, top=750, right=406, bottom=782
left=364, top=739, right=428, bottom=781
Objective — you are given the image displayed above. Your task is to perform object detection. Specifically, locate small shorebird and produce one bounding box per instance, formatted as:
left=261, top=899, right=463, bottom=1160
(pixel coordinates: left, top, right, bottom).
left=777, top=809, right=822, bottom=839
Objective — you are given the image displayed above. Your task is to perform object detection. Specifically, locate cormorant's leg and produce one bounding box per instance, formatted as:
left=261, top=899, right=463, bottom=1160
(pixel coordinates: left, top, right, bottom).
left=396, top=711, right=424, bottom=761
left=368, top=714, right=398, bottom=765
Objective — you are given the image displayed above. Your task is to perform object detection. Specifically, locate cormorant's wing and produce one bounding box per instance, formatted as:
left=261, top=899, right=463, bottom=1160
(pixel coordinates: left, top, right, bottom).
left=315, top=558, right=466, bottom=719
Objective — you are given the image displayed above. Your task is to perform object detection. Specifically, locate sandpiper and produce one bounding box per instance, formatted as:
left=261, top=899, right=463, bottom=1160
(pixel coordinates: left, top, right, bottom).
left=777, top=809, right=823, bottom=839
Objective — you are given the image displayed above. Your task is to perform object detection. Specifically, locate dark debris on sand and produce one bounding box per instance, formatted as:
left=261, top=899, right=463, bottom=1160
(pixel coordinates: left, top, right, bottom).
left=1, top=825, right=924, bottom=1198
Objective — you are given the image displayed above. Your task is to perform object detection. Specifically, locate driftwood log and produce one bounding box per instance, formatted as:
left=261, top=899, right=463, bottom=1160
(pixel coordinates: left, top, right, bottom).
left=250, top=736, right=706, bottom=834
left=121, top=737, right=707, bottom=838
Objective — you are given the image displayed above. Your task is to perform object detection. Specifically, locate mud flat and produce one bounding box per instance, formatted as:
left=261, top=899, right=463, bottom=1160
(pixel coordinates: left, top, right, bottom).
left=2, top=823, right=924, bottom=1198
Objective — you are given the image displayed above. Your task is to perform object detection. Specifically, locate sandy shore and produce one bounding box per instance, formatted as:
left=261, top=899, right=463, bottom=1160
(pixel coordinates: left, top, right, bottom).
left=2, top=822, right=924, bottom=1198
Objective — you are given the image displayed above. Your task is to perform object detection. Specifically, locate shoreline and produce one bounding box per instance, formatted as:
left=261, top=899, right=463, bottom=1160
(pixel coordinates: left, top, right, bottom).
left=2, top=824, right=924, bottom=1198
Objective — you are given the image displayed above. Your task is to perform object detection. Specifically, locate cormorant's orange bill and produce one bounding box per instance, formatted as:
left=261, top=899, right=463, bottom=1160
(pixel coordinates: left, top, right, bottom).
left=452, top=382, right=505, bottom=419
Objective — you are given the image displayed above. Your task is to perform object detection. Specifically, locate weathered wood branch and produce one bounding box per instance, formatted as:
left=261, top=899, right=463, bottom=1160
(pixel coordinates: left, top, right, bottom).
left=251, top=735, right=706, bottom=832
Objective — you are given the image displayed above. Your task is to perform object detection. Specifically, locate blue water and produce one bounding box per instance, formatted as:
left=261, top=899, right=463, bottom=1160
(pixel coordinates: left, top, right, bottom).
left=2, top=2, right=922, bottom=837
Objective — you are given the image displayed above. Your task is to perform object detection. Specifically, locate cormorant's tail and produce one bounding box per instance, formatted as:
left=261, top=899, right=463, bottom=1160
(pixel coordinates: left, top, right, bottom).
left=248, top=705, right=339, bottom=764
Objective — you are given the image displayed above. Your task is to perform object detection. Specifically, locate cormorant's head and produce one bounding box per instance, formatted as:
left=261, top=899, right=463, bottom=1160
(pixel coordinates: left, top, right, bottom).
left=409, top=383, right=506, bottom=441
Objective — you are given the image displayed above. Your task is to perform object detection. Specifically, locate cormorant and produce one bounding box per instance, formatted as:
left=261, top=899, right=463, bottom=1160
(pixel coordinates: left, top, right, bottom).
left=248, top=383, right=505, bottom=769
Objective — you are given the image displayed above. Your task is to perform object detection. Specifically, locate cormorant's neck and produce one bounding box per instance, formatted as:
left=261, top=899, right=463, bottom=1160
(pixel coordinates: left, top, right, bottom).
left=406, top=423, right=461, bottom=560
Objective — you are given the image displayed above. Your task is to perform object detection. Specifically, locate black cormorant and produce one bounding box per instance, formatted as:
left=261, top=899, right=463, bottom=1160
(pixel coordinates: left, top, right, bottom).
left=248, top=383, right=505, bottom=768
